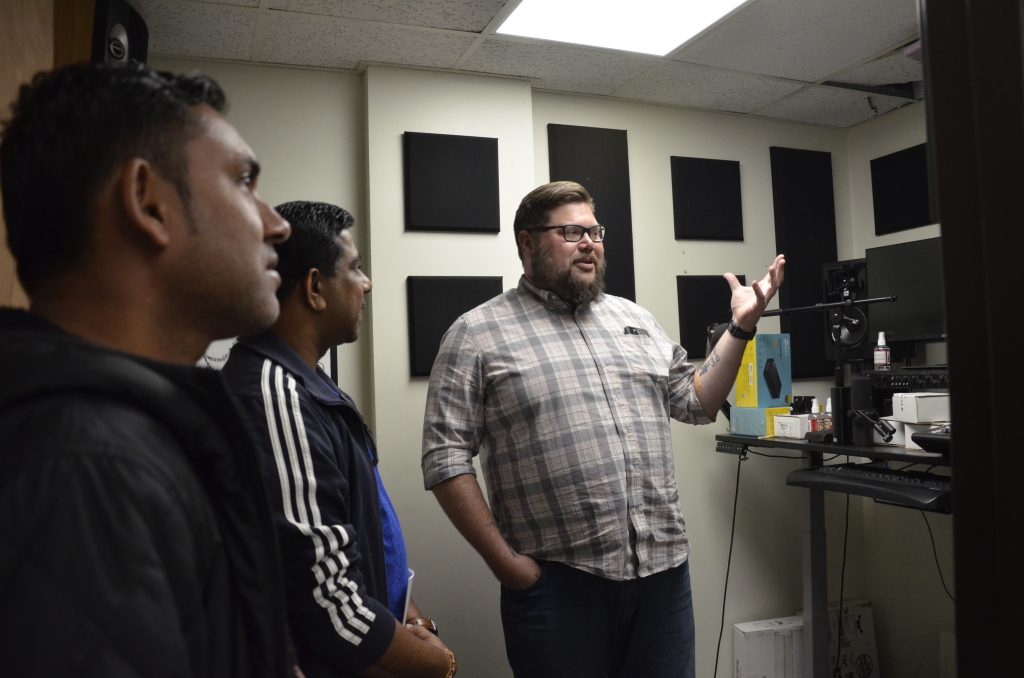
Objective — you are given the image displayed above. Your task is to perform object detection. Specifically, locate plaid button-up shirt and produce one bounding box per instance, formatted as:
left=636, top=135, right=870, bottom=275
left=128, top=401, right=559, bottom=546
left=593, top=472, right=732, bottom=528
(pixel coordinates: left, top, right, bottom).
left=422, top=276, right=712, bottom=579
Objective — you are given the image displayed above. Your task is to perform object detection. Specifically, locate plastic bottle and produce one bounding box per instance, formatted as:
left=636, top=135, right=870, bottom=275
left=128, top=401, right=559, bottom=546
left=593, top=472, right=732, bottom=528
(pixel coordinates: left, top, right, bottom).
left=809, top=397, right=823, bottom=432
left=873, top=331, right=891, bottom=371
left=824, top=397, right=833, bottom=432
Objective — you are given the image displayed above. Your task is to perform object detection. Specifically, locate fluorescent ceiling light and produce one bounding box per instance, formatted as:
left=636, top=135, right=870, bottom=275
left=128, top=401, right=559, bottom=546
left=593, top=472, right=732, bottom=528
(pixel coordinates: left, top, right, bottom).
left=497, top=0, right=750, bottom=56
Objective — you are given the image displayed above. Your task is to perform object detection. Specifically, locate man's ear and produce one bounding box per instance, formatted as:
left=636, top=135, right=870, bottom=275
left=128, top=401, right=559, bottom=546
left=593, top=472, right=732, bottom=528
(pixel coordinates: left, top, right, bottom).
left=517, top=229, right=534, bottom=258
left=303, top=268, right=327, bottom=312
left=119, top=158, right=174, bottom=248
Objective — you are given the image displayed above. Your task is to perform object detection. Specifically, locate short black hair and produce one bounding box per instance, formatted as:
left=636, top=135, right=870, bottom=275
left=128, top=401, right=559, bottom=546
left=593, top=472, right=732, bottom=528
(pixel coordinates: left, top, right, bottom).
left=273, top=201, right=355, bottom=302
left=0, top=62, right=226, bottom=294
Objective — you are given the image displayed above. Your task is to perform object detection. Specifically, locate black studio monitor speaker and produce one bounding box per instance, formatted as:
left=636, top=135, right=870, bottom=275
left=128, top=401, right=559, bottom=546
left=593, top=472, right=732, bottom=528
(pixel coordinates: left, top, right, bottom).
left=822, top=258, right=872, bottom=363
left=92, top=0, right=149, bottom=66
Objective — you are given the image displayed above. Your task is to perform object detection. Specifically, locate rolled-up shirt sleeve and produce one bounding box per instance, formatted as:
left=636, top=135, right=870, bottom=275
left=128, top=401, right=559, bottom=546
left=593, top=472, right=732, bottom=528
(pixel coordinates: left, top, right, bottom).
left=664, top=326, right=713, bottom=425
left=422, top=317, right=484, bottom=489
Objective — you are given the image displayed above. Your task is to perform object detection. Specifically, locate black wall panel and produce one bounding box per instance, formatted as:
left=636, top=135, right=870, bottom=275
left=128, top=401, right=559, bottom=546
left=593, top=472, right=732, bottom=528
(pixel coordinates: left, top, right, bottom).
left=403, top=132, right=500, bottom=233
left=671, top=156, right=744, bottom=241
left=547, top=124, right=636, bottom=301
left=407, top=276, right=503, bottom=377
left=870, top=143, right=935, bottom=235
left=676, top=275, right=745, bottom=359
left=770, top=147, right=838, bottom=378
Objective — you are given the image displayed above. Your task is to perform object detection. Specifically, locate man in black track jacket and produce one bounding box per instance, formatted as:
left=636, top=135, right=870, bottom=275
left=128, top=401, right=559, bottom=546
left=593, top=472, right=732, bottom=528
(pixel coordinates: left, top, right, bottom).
left=223, top=201, right=456, bottom=678
left=0, top=63, right=293, bottom=676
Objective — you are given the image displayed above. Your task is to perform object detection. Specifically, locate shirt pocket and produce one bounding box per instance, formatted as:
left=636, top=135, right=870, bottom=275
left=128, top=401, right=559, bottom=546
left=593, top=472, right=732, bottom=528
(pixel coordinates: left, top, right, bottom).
left=619, top=335, right=671, bottom=415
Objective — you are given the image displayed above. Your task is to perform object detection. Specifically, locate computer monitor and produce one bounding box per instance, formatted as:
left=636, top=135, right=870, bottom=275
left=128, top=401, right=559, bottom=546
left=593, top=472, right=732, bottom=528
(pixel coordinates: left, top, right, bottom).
left=865, top=236, right=945, bottom=344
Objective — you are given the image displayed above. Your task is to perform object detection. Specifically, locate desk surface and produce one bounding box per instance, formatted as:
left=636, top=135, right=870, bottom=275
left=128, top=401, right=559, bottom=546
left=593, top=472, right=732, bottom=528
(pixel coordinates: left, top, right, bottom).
left=715, top=433, right=951, bottom=467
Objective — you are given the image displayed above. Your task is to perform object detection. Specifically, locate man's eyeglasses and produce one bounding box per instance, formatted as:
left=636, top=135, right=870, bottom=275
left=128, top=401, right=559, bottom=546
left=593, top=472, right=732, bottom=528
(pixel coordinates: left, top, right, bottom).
left=529, top=224, right=606, bottom=242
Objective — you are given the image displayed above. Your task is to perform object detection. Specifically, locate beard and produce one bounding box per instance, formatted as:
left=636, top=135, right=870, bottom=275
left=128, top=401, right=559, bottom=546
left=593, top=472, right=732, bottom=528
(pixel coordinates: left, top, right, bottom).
left=530, top=246, right=606, bottom=308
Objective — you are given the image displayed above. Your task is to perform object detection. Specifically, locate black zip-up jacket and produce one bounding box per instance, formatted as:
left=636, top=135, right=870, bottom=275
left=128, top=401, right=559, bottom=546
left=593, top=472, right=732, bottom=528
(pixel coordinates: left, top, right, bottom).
left=0, top=309, right=291, bottom=677
left=222, top=331, right=396, bottom=678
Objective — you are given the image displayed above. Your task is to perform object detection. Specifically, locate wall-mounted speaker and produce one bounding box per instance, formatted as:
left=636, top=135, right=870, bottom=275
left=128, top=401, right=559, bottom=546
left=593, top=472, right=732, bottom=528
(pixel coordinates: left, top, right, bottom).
left=822, top=258, right=872, bottom=363
left=92, top=0, right=148, bottom=66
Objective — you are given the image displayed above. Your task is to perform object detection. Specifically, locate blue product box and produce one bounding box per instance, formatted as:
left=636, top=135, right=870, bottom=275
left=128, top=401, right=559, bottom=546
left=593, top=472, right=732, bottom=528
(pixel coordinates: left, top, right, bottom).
left=734, top=333, right=792, bottom=409
left=730, top=406, right=791, bottom=437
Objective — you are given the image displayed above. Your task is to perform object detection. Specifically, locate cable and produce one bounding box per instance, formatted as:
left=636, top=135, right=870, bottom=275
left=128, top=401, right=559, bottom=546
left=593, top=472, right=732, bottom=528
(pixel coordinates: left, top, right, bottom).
left=747, top=450, right=843, bottom=462
left=832, top=471, right=851, bottom=678
left=713, top=451, right=745, bottom=678
left=920, top=511, right=955, bottom=603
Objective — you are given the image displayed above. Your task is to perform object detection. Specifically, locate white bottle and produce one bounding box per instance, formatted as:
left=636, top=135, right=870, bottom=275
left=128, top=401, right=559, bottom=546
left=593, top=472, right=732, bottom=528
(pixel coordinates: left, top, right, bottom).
left=824, top=397, right=833, bottom=432
left=809, top=397, right=823, bottom=432
left=873, top=331, right=891, bottom=371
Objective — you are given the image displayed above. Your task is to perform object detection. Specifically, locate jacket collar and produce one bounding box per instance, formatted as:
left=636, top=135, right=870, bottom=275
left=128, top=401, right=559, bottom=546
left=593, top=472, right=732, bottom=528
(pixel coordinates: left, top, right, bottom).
left=236, top=330, right=352, bottom=409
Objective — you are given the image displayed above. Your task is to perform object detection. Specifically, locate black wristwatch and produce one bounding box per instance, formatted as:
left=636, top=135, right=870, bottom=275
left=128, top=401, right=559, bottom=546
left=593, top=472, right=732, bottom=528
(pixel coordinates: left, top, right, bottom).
left=726, top=320, right=756, bottom=340
left=406, top=617, right=439, bottom=635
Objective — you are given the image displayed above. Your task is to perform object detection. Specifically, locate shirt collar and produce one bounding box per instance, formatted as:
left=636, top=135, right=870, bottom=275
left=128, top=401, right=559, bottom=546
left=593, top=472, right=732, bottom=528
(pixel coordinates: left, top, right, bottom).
left=518, top=275, right=575, bottom=313
left=517, top=275, right=606, bottom=315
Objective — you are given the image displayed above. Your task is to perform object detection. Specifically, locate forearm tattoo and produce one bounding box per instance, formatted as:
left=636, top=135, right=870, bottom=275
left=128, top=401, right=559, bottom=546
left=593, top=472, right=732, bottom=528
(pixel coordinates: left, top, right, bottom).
left=700, top=348, right=721, bottom=377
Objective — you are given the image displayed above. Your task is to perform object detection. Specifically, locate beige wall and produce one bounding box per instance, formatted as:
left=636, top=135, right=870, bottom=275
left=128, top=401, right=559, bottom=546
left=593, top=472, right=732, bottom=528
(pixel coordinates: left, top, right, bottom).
left=148, top=59, right=953, bottom=676
left=364, top=66, right=536, bottom=678
left=1, top=0, right=54, bottom=309
left=151, top=57, right=372, bottom=411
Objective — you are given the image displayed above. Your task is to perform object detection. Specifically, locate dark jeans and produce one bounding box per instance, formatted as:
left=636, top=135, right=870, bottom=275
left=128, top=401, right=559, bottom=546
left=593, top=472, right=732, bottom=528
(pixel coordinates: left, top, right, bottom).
left=500, top=560, right=696, bottom=678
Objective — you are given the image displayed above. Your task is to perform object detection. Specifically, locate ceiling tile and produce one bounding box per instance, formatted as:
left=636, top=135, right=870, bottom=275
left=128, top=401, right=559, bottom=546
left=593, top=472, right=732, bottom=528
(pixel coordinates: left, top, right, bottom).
left=266, top=0, right=506, bottom=31
left=614, top=61, right=804, bottom=113
left=134, top=0, right=257, bottom=60
left=256, top=12, right=478, bottom=70
left=460, top=37, right=659, bottom=95
left=753, top=85, right=909, bottom=127
left=831, top=51, right=922, bottom=87
left=672, top=0, right=919, bottom=83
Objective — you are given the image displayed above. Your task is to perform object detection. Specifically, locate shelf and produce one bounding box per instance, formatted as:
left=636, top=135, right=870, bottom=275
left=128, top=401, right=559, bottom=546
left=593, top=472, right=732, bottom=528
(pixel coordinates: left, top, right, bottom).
left=715, top=433, right=950, bottom=467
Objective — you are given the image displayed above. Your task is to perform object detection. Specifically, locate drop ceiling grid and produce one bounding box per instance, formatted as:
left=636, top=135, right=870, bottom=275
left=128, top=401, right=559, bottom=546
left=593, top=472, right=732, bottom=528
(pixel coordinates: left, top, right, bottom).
left=458, top=37, right=660, bottom=95
left=753, top=85, right=910, bottom=127
left=134, top=0, right=260, bottom=60
left=256, top=12, right=478, bottom=70
left=613, top=60, right=805, bottom=113
left=264, top=0, right=509, bottom=32
left=670, top=0, right=920, bottom=83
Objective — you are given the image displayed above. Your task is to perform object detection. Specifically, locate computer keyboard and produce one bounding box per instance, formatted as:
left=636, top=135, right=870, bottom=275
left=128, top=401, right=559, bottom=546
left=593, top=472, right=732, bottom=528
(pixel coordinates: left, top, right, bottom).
left=787, top=463, right=952, bottom=512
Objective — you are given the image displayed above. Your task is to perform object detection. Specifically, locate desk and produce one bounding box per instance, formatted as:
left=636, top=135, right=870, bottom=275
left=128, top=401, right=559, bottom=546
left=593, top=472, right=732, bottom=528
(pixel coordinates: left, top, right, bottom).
left=714, top=434, right=952, bottom=678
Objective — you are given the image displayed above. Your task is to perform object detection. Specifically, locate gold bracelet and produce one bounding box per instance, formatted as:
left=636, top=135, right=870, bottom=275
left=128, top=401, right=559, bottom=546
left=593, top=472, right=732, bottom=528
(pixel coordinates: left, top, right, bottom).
left=443, top=648, right=456, bottom=678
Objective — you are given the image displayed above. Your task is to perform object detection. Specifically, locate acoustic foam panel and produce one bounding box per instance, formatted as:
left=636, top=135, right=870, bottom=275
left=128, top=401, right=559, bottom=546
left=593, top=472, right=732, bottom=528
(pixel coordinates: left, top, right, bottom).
left=670, top=156, right=744, bottom=241
left=676, top=275, right=745, bottom=360
left=547, top=124, right=636, bottom=301
left=770, top=147, right=838, bottom=378
left=870, top=143, right=935, bottom=236
left=407, top=276, right=503, bottom=377
left=403, top=132, right=499, bottom=233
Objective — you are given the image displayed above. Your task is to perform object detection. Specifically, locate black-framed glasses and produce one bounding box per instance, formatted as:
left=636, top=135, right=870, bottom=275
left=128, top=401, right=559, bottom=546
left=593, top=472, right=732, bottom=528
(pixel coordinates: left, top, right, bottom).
left=529, top=224, right=606, bottom=242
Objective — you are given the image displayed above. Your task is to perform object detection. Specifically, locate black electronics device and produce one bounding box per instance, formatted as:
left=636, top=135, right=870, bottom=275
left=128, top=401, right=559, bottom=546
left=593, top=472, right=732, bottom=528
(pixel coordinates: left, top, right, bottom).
left=911, top=430, right=952, bottom=456
left=866, top=237, right=945, bottom=345
left=867, top=366, right=950, bottom=416
left=92, top=0, right=149, bottom=66
left=764, top=358, right=782, bottom=399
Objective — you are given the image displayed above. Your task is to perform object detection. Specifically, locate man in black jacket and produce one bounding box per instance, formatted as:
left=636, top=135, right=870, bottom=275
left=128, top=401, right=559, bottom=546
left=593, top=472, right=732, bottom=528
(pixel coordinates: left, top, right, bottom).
left=223, top=201, right=456, bottom=678
left=0, top=63, right=293, bottom=676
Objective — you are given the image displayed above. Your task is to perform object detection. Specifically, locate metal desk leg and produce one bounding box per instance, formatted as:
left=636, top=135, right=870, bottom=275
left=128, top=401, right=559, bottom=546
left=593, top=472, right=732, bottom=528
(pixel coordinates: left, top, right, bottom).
left=803, top=486, right=829, bottom=677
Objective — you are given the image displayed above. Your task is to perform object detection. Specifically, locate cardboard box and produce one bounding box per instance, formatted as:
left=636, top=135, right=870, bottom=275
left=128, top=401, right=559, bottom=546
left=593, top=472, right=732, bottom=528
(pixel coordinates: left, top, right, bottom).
left=891, top=392, right=950, bottom=423
left=735, top=334, right=793, bottom=408
left=774, top=414, right=810, bottom=439
left=734, top=615, right=803, bottom=678
left=735, top=601, right=878, bottom=678
left=828, top=601, right=879, bottom=678
left=732, top=406, right=791, bottom=437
